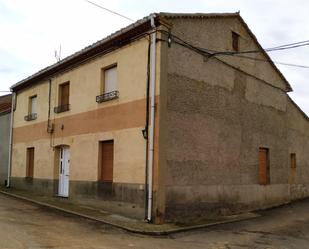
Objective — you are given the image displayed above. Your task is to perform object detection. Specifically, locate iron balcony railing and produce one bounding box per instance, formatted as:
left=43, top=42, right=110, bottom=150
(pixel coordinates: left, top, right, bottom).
left=96, top=91, right=119, bottom=103
left=54, top=104, right=70, bottom=114
left=24, top=113, right=37, bottom=121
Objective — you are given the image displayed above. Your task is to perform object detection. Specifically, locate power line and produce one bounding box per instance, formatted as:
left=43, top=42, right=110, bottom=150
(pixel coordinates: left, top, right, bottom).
left=85, top=0, right=135, bottom=22
left=229, top=54, right=309, bottom=69
left=158, top=30, right=309, bottom=69
left=212, top=40, right=309, bottom=56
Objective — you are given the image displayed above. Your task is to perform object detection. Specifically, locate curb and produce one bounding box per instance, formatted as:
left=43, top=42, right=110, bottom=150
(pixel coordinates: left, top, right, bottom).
left=0, top=190, right=260, bottom=236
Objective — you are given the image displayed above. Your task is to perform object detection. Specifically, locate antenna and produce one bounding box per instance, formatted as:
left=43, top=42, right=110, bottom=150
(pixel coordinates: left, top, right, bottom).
left=54, top=44, right=62, bottom=62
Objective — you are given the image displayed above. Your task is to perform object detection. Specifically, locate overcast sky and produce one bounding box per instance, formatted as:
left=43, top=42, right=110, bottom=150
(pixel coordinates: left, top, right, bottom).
left=1, top=0, right=309, bottom=114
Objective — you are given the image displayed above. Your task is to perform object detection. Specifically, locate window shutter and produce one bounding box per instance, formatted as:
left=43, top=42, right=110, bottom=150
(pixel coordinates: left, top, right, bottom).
left=104, top=66, right=117, bottom=93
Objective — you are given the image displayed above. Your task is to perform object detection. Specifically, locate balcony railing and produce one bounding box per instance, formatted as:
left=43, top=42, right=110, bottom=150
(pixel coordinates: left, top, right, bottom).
left=96, top=91, right=119, bottom=103
left=54, top=104, right=70, bottom=114
left=24, top=113, right=37, bottom=121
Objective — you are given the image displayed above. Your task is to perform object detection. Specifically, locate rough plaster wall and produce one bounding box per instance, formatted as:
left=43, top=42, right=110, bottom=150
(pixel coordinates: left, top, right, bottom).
left=0, top=113, right=10, bottom=185
left=162, top=17, right=308, bottom=220
left=286, top=100, right=309, bottom=199
left=167, top=17, right=287, bottom=92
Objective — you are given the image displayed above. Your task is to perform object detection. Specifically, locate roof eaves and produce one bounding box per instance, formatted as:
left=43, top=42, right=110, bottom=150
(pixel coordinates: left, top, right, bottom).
left=11, top=13, right=156, bottom=92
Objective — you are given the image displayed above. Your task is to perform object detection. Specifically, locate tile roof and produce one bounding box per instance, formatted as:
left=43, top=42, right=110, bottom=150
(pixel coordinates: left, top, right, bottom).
left=11, top=12, right=292, bottom=92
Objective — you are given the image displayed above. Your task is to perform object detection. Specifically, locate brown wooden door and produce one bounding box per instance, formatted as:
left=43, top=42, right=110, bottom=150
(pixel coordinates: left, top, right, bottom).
left=100, top=141, right=114, bottom=182
left=259, top=148, right=269, bottom=185
left=26, top=147, right=35, bottom=178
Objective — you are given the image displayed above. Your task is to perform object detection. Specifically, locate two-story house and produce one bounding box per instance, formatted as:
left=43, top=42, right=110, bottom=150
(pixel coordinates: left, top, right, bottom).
left=9, top=13, right=309, bottom=224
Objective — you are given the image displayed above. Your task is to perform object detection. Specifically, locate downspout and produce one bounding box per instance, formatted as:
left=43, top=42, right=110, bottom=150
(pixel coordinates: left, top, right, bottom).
left=143, top=35, right=151, bottom=219
left=147, top=14, right=157, bottom=222
left=6, top=92, right=15, bottom=188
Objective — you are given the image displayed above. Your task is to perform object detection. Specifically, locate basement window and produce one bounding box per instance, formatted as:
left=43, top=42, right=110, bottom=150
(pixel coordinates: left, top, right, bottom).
left=258, top=147, right=270, bottom=185
left=24, top=95, right=37, bottom=121
left=54, top=82, right=70, bottom=113
left=96, top=65, right=119, bottom=103
left=232, top=31, right=240, bottom=51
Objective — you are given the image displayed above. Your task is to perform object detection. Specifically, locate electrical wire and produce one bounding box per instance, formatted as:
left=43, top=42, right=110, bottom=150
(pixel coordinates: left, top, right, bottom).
left=211, top=40, right=309, bottom=56
left=85, top=0, right=135, bottom=22
left=227, top=54, right=309, bottom=69
left=158, top=29, right=309, bottom=69
left=157, top=29, right=288, bottom=92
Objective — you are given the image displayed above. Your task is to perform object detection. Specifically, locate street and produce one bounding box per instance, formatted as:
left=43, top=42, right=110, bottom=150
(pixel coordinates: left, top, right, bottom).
left=0, top=193, right=309, bottom=249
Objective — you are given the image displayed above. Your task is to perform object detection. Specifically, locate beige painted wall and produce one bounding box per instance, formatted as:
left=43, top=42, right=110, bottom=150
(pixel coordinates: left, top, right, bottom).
left=12, top=127, right=146, bottom=183
left=12, top=34, right=162, bottom=184
left=14, top=36, right=161, bottom=128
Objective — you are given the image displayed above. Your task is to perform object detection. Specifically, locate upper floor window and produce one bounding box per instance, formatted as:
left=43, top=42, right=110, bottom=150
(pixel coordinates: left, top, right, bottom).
left=54, top=82, right=70, bottom=113
left=24, top=95, right=37, bottom=121
left=96, top=65, right=119, bottom=103
left=232, top=31, right=240, bottom=51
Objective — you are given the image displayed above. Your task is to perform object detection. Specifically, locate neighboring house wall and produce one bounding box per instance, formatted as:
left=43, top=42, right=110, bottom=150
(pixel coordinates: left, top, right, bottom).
left=0, top=94, right=11, bottom=186
left=159, top=16, right=309, bottom=221
left=11, top=37, right=162, bottom=219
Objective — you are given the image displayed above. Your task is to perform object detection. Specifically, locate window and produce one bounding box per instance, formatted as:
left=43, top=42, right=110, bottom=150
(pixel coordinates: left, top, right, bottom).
left=258, top=148, right=270, bottom=185
left=290, top=153, right=296, bottom=169
left=103, top=65, right=117, bottom=93
left=24, top=95, right=37, bottom=121
left=26, top=147, right=35, bottom=178
left=232, top=31, right=240, bottom=51
left=98, top=140, right=114, bottom=182
left=96, top=65, right=119, bottom=103
left=54, top=82, right=70, bottom=113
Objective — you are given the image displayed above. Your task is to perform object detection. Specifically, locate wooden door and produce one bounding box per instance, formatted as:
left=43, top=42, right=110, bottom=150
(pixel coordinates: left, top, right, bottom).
left=259, top=148, right=269, bottom=185
left=26, top=147, right=34, bottom=178
left=100, top=141, right=114, bottom=182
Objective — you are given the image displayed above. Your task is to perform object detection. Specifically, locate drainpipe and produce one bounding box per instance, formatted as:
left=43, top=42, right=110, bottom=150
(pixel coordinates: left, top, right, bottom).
left=6, top=92, right=15, bottom=188
left=147, top=14, right=157, bottom=222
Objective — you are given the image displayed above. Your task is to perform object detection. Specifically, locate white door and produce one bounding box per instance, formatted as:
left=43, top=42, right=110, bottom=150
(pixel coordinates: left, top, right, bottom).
left=58, top=147, right=70, bottom=197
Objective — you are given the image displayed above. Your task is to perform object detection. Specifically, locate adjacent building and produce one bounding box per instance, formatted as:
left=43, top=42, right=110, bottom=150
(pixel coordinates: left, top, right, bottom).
left=0, top=94, right=11, bottom=186
left=9, top=13, right=309, bottom=223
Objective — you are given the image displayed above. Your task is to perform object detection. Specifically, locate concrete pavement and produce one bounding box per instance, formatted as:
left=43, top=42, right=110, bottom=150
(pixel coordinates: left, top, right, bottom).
left=1, top=193, right=309, bottom=248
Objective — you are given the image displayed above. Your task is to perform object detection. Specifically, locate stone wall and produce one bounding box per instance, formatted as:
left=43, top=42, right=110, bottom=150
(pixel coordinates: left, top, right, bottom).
left=160, top=16, right=309, bottom=221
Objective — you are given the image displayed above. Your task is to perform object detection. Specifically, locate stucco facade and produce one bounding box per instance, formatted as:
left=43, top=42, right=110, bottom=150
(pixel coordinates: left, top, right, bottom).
left=10, top=13, right=309, bottom=223
left=0, top=94, right=11, bottom=186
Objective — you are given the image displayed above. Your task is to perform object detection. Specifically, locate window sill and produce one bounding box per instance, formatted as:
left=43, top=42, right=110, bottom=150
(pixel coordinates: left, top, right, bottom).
left=96, top=91, right=119, bottom=103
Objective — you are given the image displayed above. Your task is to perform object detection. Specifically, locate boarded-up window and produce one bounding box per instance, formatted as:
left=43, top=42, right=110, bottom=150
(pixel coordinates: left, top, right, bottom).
left=26, top=147, right=35, bottom=178
left=99, top=141, right=114, bottom=182
left=291, top=153, right=296, bottom=169
left=232, top=31, right=240, bottom=51
left=103, top=66, right=117, bottom=93
left=29, top=95, right=37, bottom=114
left=259, top=148, right=270, bottom=185
left=59, top=82, right=70, bottom=106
